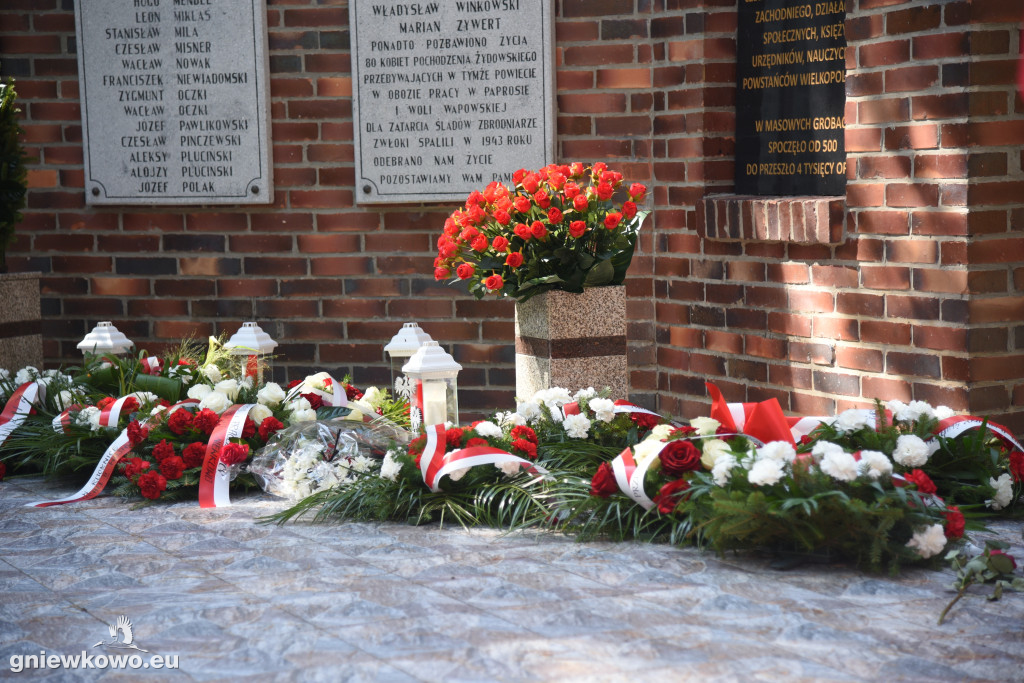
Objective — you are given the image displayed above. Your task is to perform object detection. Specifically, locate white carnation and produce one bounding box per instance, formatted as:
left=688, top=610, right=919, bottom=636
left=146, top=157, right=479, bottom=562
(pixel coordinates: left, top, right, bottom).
left=187, top=384, right=212, bottom=401
left=76, top=406, right=100, bottom=430
left=201, top=364, right=222, bottom=383
left=562, top=413, right=592, bottom=439
left=534, top=387, right=572, bottom=408
left=447, top=465, right=469, bottom=482
left=701, top=438, right=732, bottom=469
left=497, top=460, right=522, bottom=477
left=810, top=440, right=844, bottom=464
left=819, top=449, right=859, bottom=482
left=892, top=434, right=930, bottom=467
left=473, top=420, right=503, bottom=439
left=858, top=450, right=893, bottom=480
left=290, top=408, right=317, bottom=423
left=934, top=405, right=955, bottom=420
left=588, top=397, right=616, bottom=423
left=199, top=391, right=232, bottom=414
left=247, top=403, right=272, bottom=424
left=130, top=391, right=160, bottom=405
left=986, top=473, right=1014, bottom=510
left=711, top=453, right=738, bottom=486
left=690, top=416, right=721, bottom=436
left=756, top=441, right=796, bottom=463
left=150, top=404, right=167, bottom=417
left=257, top=382, right=286, bottom=406
left=907, top=400, right=936, bottom=421
left=0, top=368, right=9, bottom=379
left=214, top=379, right=240, bottom=400
left=15, top=366, right=38, bottom=385
left=495, top=410, right=526, bottom=428
left=833, top=409, right=874, bottom=433
left=906, top=523, right=947, bottom=559
left=57, top=390, right=76, bottom=409
left=573, top=387, right=597, bottom=401
left=747, top=458, right=786, bottom=486
left=516, top=401, right=542, bottom=422
left=380, top=450, right=403, bottom=481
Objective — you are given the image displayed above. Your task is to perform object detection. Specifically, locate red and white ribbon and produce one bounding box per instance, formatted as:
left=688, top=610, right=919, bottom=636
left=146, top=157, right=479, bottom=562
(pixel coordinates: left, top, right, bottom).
left=97, top=395, right=139, bottom=429
left=932, top=416, right=1024, bottom=454
left=0, top=382, right=45, bottom=449
left=418, top=423, right=546, bottom=493
left=198, top=404, right=256, bottom=508
left=25, top=429, right=136, bottom=508
left=51, top=408, right=74, bottom=434
left=140, top=356, right=163, bottom=375
left=610, top=446, right=659, bottom=510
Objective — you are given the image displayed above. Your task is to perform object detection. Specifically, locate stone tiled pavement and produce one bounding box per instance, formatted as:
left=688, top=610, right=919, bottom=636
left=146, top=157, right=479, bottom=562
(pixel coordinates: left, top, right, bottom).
left=1, top=476, right=1022, bottom=682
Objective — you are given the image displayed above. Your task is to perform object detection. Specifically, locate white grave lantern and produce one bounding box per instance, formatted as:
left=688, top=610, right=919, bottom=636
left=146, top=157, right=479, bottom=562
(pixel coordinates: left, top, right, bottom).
left=383, top=322, right=433, bottom=401
left=224, top=322, right=278, bottom=383
left=77, top=321, right=133, bottom=356
left=402, top=341, right=462, bottom=430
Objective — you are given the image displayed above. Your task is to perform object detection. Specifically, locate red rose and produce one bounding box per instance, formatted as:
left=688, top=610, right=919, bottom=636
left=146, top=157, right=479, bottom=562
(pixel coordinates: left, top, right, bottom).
left=673, top=426, right=698, bottom=437
left=547, top=207, right=563, bottom=224
left=604, top=212, right=622, bottom=230
left=471, top=234, right=489, bottom=252
left=127, top=420, right=149, bottom=446
left=564, top=181, right=580, bottom=199
left=597, top=182, right=614, bottom=200
left=167, top=408, right=194, bottom=435
left=533, top=190, right=550, bottom=209
left=259, top=416, right=285, bottom=442
left=569, top=221, right=586, bottom=238
left=345, top=383, right=364, bottom=400
left=590, top=462, right=619, bottom=497
left=301, top=392, right=324, bottom=410
left=455, top=263, right=474, bottom=280
left=137, top=470, right=167, bottom=500
left=511, top=424, right=538, bottom=444
left=530, top=221, right=547, bottom=239
left=182, top=442, right=207, bottom=469
left=629, top=182, right=647, bottom=200
left=484, top=274, right=504, bottom=290
left=593, top=162, right=607, bottom=176
left=466, top=438, right=489, bottom=448
left=193, top=409, right=220, bottom=435
left=492, top=235, right=509, bottom=252
left=1010, top=450, right=1023, bottom=482
left=505, top=251, right=524, bottom=268
left=511, top=438, right=537, bottom=460
left=623, top=201, right=637, bottom=219
left=493, top=209, right=511, bottom=225
left=522, top=174, right=539, bottom=193
left=446, top=427, right=465, bottom=447
left=124, top=457, right=150, bottom=480
left=513, top=195, right=531, bottom=213
left=659, top=440, right=702, bottom=478
left=653, top=479, right=690, bottom=515
left=241, top=417, right=257, bottom=439
left=944, top=505, right=965, bottom=539
left=459, top=226, right=480, bottom=242
left=219, top=442, right=250, bottom=466
left=434, top=267, right=450, bottom=280
left=904, top=469, right=937, bottom=494
left=152, top=439, right=175, bottom=463
left=97, top=397, right=115, bottom=410
left=614, top=400, right=661, bottom=429
left=159, top=455, right=185, bottom=481
left=570, top=162, right=584, bottom=176
left=572, top=194, right=588, bottom=212
left=286, top=379, right=302, bottom=390
left=513, top=223, right=532, bottom=240
left=549, top=172, right=565, bottom=189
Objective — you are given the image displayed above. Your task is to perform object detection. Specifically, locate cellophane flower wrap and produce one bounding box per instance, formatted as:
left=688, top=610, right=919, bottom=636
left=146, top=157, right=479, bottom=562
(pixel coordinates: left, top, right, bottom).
left=433, top=162, right=648, bottom=302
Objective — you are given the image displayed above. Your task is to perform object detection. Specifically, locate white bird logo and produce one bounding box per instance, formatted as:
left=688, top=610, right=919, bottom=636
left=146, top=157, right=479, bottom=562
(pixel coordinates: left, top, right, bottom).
left=93, top=615, right=148, bottom=652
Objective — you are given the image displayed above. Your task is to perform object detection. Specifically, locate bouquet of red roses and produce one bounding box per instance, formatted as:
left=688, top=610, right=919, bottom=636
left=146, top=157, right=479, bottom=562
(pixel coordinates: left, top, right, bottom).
left=433, top=162, right=647, bottom=302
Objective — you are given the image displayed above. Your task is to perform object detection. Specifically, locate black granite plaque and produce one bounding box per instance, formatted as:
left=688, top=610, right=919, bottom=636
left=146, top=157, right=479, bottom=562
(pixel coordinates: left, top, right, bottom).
left=735, top=0, right=847, bottom=196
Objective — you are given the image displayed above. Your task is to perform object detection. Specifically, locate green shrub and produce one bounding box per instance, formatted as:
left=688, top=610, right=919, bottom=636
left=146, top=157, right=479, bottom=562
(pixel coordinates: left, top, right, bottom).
left=0, top=75, right=28, bottom=272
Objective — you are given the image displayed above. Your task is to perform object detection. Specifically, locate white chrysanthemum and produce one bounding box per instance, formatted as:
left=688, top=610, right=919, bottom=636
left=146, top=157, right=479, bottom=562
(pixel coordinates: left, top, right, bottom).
left=833, top=409, right=874, bottom=433
left=257, top=382, right=286, bottom=406
left=756, top=441, right=796, bottom=463
left=199, top=391, right=231, bottom=414
left=248, top=403, right=272, bottom=424
left=516, top=401, right=542, bottom=422
left=819, top=449, right=859, bottom=482
left=934, top=405, right=955, bottom=420
left=380, top=450, right=403, bottom=481
left=711, top=453, right=738, bottom=486
left=473, top=420, right=503, bottom=439
left=573, top=387, right=597, bottom=401
left=810, top=440, right=844, bottom=464
left=858, top=450, right=893, bottom=480
left=201, top=364, right=222, bottom=383
left=588, top=397, right=616, bottom=423
left=650, top=424, right=675, bottom=440
left=906, top=524, right=947, bottom=559
left=986, top=473, right=1014, bottom=510
left=892, top=434, right=930, bottom=467
left=747, top=457, right=786, bottom=486
left=215, top=379, right=240, bottom=400
left=344, top=455, right=375, bottom=475
left=187, top=384, right=212, bottom=401
left=497, top=460, right=522, bottom=477
left=701, top=438, right=732, bottom=469
left=447, top=465, right=469, bottom=482
left=690, top=416, right=721, bottom=436
left=562, top=413, right=592, bottom=439
left=290, top=408, right=317, bottom=423
left=14, top=366, right=38, bottom=385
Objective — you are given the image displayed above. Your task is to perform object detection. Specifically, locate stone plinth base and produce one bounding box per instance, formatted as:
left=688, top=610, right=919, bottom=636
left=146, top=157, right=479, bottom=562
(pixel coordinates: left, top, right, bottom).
left=514, top=286, right=628, bottom=400
left=0, top=272, right=43, bottom=372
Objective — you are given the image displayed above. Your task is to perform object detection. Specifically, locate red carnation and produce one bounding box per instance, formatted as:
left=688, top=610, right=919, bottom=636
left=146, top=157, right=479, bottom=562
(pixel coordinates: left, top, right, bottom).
left=127, top=420, right=149, bottom=446
left=408, top=434, right=427, bottom=458
left=510, top=425, right=538, bottom=444
left=1010, top=450, right=1024, bottom=482
left=653, top=479, right=690, bottom=515
left=123, top=457, right=150, bottom=480
left=511, top=438, right=537, bottom=460
left=152, top=439, right=175, bottom=463
left=167, top=408, right=194, bottom=435
left=159, top=456, right=185, bottom=481
left=446, top=427, right=465, bottom=447
left=219, top=442, right=250, bottom=466
left=193, top=409, right=220, bottom=435
left=97, top=397, right=115, bottom=410
left=259, top=416, right=285, bottom=442
left=121, top=397, right=140, bottom=414
left=659, top=440, right=702, bottom=478
left=466, top=438, right=489, bottom=448
left=590, top=462, right=619, bottom=498
left=182, top=442, right=207, bottom=469
left=944, top=505, right=965, bottom=539
left=614, top=400, right=661, bottom=429
left=137, top=470, right=167, bottom=500
left=505, top=251, right=524, bottom=268
left=904, top=469, right=937, bottom=494
left=241, top=417, right=257, bottom=439
left=484, top=274, right=504, bottom=291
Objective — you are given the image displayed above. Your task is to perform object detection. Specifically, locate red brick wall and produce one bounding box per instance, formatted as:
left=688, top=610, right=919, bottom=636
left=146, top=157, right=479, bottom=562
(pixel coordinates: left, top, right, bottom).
left=2, top=0, right=1023, bottom=429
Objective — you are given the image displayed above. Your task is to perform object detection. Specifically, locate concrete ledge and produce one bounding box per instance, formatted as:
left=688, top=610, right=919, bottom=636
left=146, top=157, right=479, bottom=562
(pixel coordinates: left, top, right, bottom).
left=702, top=194, right=845, bottom=245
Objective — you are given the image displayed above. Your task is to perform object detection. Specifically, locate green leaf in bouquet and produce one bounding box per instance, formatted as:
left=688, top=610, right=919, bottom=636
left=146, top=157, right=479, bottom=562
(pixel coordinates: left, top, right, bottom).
left=583, top=259, right=615, bottom=287
left=575, top=251, right=595, bottom=271
left=132, top=373, right=182, bottom=402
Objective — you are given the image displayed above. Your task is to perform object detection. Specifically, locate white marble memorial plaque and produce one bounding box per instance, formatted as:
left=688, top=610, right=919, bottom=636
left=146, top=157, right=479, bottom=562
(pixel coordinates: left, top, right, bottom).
left=75, top=0, right=273, bottom=205
left=351, top=0, right=555, bottom=204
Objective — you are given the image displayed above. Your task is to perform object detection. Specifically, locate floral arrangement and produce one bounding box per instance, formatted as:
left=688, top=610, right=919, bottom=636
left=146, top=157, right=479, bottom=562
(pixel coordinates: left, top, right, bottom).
left=432, top=163, right=648, bottom=301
